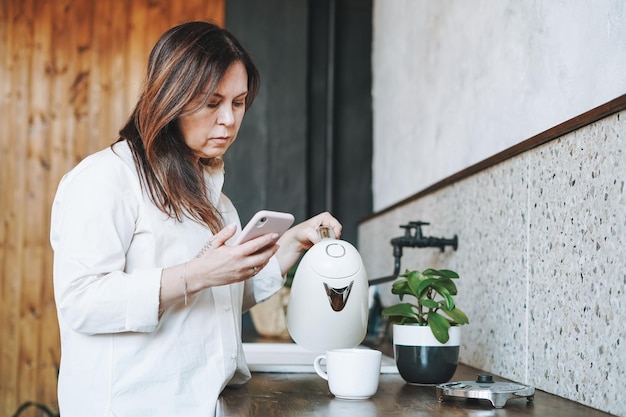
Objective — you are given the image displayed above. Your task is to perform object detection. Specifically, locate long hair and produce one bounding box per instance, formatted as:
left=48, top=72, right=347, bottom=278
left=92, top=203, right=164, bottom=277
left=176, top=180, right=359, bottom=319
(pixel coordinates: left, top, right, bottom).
left=117, top=21, right=260, bottom=233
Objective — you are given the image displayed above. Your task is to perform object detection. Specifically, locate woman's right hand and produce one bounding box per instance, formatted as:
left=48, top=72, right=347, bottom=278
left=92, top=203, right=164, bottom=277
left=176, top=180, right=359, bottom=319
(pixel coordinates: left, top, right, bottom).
left=158, top=224, right=280, bottom=312
left=193, top=223, right=280, bottom=286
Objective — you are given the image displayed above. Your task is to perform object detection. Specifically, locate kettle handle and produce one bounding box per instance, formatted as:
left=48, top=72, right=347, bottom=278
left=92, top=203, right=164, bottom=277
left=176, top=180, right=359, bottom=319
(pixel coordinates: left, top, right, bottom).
left=317, top=226, right=336, bottom=240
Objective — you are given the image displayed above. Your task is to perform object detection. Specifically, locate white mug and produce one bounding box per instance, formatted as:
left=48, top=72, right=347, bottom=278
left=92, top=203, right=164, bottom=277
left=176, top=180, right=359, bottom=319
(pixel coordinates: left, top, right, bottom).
left=313, top=348, right=382, bottom=400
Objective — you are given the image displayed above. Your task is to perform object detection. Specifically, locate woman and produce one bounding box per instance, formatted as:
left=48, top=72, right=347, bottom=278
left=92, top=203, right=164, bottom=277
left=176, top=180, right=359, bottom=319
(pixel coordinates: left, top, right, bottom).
left=50, top=21, right=341, bottom=416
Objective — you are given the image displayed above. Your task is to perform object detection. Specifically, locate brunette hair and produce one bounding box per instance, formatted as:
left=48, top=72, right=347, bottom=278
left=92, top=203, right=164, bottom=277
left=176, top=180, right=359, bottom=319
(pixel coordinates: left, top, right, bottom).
left=117, top=21, right=260, bottom=233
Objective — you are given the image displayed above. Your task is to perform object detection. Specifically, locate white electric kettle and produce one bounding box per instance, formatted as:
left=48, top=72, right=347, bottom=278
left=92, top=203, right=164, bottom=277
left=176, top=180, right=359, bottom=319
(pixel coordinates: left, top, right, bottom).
left=287, top=227, right=369, bottom=351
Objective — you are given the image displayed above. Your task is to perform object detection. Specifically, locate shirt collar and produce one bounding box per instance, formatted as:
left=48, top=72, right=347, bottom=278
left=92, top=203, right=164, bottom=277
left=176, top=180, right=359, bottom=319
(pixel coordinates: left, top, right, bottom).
left=204, top=160, right=225, bottom=206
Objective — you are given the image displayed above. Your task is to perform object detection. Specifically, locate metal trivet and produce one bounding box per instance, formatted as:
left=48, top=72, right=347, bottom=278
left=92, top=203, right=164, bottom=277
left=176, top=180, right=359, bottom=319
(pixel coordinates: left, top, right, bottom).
left=436, top=374, right=535, bottom=408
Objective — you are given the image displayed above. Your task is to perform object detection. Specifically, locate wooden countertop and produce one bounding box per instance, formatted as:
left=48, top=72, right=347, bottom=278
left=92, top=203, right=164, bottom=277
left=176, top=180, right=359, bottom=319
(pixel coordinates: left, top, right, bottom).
left=217, top=363, right=613, bottom=417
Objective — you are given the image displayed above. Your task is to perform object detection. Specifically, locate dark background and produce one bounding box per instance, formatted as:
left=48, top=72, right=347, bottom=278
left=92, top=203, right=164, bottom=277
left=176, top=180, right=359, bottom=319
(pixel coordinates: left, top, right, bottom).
left=224, top=0, right=373, bottom=246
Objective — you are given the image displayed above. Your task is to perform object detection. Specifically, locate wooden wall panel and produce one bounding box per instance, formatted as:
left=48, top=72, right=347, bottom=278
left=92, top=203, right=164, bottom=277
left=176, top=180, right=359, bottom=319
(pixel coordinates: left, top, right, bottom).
left=0, top=0, right=225, bottom=414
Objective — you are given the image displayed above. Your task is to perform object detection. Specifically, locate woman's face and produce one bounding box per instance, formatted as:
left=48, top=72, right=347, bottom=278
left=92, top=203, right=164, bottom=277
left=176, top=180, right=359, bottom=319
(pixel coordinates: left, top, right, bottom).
left=178, top=61, right=248, bottom=160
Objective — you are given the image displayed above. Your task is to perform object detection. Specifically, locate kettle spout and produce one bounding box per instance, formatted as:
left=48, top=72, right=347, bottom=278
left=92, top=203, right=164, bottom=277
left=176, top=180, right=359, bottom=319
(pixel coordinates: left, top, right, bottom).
left=323, top=281, right=354, bottom=312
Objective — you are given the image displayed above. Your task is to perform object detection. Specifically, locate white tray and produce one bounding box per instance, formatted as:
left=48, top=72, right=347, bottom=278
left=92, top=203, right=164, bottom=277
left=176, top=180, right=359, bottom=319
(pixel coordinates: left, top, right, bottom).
left=242, top=342, right=398, bottom=374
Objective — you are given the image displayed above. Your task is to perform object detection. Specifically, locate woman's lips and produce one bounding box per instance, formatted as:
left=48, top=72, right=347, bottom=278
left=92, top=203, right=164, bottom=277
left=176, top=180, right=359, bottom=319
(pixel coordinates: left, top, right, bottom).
left=210, top=136, right=229, bottom=143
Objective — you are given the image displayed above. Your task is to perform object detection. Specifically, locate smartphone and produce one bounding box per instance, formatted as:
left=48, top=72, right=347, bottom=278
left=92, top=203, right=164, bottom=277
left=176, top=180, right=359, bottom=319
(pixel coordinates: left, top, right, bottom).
left=231, top=210, right=295, bottom=245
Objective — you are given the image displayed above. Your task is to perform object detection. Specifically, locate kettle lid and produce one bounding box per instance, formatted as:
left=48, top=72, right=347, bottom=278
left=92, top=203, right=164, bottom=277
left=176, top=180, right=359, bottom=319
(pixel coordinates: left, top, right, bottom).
left=308, top=239, right=362, bottom=279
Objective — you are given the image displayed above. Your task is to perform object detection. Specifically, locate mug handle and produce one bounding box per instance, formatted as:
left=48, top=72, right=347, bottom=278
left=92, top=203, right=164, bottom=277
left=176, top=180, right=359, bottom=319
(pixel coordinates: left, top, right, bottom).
left=313, top=355, right=328, bottom=381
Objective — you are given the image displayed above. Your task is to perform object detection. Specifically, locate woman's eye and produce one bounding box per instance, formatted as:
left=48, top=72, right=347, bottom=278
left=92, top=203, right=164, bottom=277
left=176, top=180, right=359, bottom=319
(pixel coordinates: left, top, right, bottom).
left=207, top=102, right=219, bottom=109
left=233, top=101, right=245, bottom=108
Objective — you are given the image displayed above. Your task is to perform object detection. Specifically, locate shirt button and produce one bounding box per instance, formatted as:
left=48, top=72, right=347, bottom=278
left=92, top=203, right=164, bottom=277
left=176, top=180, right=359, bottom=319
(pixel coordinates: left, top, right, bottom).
left=230, top=352, right=237, bottom=359
left=225, top=305, right=231, bottom=311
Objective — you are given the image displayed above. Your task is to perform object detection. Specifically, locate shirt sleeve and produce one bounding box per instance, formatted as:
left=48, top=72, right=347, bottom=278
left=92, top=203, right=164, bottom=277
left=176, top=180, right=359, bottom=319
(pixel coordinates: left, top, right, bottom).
left=50, top=151, right=162, bottom=335
left=242, top=256, right=285, bottom=312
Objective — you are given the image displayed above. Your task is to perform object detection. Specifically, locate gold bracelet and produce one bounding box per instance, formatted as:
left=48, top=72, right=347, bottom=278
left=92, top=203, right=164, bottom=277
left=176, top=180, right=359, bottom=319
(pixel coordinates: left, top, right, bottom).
left=182, top=262, right=188, bottom=306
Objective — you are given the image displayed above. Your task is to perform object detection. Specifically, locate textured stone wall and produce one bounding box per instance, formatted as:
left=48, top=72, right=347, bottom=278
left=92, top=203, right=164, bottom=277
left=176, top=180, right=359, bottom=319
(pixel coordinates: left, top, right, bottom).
left=359, top=111, right=625, bottom=415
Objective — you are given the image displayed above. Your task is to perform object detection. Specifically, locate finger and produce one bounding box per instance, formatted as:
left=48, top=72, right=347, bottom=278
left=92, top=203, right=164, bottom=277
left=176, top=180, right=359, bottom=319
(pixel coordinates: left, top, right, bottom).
left=330, top=223, right=342, bottom=239
left=212, top=223, right=237, bottom=247
left=248, top=246, right=278, bottom=276
left=318, top=213, right=342, bottom=239
left=240, top=233, right=280, bottom=255
left=305, top=228, right=322, bottom=246
left=308, top=213, right=342, bottom=242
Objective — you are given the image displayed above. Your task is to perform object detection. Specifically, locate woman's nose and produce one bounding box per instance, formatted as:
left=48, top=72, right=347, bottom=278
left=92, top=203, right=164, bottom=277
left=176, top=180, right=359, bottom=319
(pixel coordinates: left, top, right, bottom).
left=217, top=105, right=234, bottom=126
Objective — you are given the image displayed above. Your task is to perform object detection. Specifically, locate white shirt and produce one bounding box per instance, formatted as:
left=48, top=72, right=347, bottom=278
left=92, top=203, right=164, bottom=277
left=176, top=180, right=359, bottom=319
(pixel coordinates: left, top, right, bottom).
left=50, top=141, right=284, bottom=417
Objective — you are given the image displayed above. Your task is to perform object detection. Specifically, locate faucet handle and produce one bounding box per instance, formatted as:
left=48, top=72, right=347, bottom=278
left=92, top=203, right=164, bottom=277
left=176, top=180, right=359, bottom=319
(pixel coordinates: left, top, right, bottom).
left=407, top=221, right=429, bottom=239
left=398, top=224, right=414, bottom=237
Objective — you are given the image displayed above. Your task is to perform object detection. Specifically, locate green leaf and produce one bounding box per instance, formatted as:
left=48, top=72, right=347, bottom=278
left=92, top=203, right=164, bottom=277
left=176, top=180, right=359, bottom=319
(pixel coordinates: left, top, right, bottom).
left=405, top=270, right=426, bottom=297
left=381, top=303, right=418, bottom=320
left=390, top=280, right=412, bottom=299
left=421, top=268, right=439, bottom=276
left=390, top=280, right=406, bottom=293
left=431, top=284, right=455, bottom=310
left=440, top=306, right=470, bottom=325
left=421, top=268, right=457, bottom=278
left=432, top=277, right=458, bottom=295
left=437, top=269, right=459, bottom=279
left=420, top=299, right=439, bottom=309
left=427, top=312, right=452, bottom=344
left=415, top=278, right=437, bottom=297
left=400, top=269, right=420, bottom=280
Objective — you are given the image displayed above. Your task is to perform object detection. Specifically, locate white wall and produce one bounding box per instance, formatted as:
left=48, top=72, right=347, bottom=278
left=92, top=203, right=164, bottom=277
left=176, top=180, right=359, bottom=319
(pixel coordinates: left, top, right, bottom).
left=372, top=0, right=626, bottom=211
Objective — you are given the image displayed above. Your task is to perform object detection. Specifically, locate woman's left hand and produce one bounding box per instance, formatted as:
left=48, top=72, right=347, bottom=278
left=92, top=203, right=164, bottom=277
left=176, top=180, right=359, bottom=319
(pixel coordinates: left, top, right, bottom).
left=274, top=212, right=342, bottom=275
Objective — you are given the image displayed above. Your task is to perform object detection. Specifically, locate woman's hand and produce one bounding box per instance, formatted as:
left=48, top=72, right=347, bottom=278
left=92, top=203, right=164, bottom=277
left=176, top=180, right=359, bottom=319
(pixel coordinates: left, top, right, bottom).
left=194, top=224, right=281, bottom=284
left=159, top=223, right=280, bottom=311
left=275, top=212, right=342, bottom=275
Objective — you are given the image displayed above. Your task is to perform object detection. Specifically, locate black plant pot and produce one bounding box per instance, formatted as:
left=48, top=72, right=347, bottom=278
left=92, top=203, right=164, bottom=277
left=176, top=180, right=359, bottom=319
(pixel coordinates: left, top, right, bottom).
left=392, top=324, right=461, bottom=385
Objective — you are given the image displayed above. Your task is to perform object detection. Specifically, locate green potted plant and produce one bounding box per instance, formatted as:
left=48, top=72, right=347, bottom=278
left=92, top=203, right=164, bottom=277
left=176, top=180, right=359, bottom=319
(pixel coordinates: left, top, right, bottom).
left=381, top=268, right=469, bottom=384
